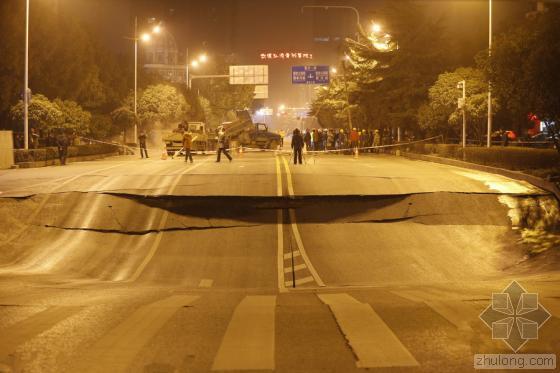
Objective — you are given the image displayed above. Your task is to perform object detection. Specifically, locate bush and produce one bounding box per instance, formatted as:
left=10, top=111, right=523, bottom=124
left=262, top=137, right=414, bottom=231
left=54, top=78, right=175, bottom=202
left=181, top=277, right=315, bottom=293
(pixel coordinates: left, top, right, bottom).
left=406, top=144, right=560, bottom=171
left=14, top=144, right=119, bottom=163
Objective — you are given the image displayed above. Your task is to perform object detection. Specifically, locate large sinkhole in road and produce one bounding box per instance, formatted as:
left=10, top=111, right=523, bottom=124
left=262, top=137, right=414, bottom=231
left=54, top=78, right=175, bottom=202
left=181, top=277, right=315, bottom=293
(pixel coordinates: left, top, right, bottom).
left=0, top=191, right=558, bottom=286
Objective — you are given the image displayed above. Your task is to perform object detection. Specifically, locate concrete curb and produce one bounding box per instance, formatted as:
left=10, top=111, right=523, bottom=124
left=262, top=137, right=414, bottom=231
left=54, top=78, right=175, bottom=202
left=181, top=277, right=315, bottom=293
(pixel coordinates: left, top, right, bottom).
left=16, top=151, right=121, bottom=168
left=402, top=152, right=560, bottom=201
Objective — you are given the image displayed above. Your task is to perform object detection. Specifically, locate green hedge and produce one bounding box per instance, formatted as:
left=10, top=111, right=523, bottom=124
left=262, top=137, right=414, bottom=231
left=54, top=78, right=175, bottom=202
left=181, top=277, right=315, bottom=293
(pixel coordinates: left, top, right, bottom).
left=407, top=144, right=560, bottom=171
left=14, top=144, right=119, bottom=163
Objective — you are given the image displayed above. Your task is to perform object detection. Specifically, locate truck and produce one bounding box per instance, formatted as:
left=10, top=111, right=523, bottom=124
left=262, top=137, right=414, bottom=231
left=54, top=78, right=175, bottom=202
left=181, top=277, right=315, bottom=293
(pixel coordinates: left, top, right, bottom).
left=163, top=121, right=217, bottom=155
left=220, top=110, right=282, bottom=149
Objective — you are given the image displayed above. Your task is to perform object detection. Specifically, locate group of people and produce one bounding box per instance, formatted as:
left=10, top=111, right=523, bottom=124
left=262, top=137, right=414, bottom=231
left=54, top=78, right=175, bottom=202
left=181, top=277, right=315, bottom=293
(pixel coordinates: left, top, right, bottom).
left=295, top=127, right=397, bottom=152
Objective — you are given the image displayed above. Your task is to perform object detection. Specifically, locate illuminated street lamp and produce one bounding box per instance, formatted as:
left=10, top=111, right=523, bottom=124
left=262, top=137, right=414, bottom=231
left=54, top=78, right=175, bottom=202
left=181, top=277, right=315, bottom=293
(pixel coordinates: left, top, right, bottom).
left=132, top=18, right=161, bottom=142
left=330, top=67, right=337, bottom=74
left=186, top=51, right=208, bottom=89
left=371, top=23, right=381, bottom=33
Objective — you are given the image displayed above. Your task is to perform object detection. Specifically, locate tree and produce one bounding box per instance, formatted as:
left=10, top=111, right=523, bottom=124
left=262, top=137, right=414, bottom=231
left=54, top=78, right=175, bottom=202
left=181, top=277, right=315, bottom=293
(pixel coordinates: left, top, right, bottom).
left=53, top=99, right=91, bottom=134
left=421, top=67, right=498, bottom=142
left=10, top=94, right=62, bottom=131
left=482, top=6, right=560, bottom=151
left=137, top=84, right=190, bottom=126
left=110, top=105, right=136, bottom=142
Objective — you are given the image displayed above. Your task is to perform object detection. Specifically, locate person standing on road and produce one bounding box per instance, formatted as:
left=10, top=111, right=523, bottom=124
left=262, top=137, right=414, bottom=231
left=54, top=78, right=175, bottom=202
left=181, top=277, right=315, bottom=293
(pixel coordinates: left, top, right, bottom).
left=183, top=131, right=194, bottom=163
left=138, top=131, right=149, bottom=159
left=373, top=129, right=381, bottom=153
left=304, top=129, right=311, bottom=150
left=216, top=130, right=232, bottom=162
left=292, top=128, right=304, bottom=165
left=56, top=132, right=69, bottom=166
left=279, top=129, right=285, bottom=148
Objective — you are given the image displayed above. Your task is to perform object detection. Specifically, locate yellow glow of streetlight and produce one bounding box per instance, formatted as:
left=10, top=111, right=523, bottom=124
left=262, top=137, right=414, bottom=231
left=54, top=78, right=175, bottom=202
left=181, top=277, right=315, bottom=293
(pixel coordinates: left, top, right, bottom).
left=141, top=33, right=151, bottom=42
left=152, top=25, right=161, bottom=34
left=372, top=23, right=381, bottom=33
left=278, top=104, right=286, bottom=111
left=191, top=60, right=200, bottom=68
left=198, top=54, right=208, bottom=63
left=331, top=67, right=337, bottom=74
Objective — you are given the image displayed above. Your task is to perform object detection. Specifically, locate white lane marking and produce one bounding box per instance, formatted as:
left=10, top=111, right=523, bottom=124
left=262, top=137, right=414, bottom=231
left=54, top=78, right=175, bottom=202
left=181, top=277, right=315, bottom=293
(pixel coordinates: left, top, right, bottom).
left=127, top=161, right=207, bottom=282
left=284, top=250, right=301, bottom=260
left=318, top=293, right=419, bottom=368
left=199, top=279, right=214, bottom=288
left=77, top=295, right=199, bottom=373
left=284, top=276, right=314, bottom=287
left=392, top=289, right=486, bottom=331
left=281, top=156, right=325, bottom=288
left=284, top=263, right=307, bottom=273
left=280, top=155, right=295, bottom=197
left=212, top=295, right=276, bottom=371
left=275, top=156, right=286, bottom=293
left=288, top=210, right=325, bottom=287
left=0, top=306, right=82, bottom=357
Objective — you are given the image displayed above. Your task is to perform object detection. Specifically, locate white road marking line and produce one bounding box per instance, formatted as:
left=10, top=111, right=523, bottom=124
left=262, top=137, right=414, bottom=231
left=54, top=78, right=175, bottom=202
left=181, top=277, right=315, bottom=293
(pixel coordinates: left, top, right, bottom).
left=275, top=156, right=286, bottom=293
left=280, top=155, right=295, bottom=197
left=199, top=279, right=214, bottom=288
left=283, top=250, right=301, bottom=260
left=284, top=263, right=307, bottom=273
left=288, top=209, right=325, bottom=287
left=285, top=276, right=315, bottom=287
left=77, top=295, right=199, bottom=373
left=127, top=161, right=207, bottom=282
left=318, top=293, right=419, bottom=368
left=0, top=306, right=82, bottom=357
left=212, top=295, right=276, bottom=371
left=392, top=289, right=484, bottom=331
left=281, top=156, right=325, bottom=288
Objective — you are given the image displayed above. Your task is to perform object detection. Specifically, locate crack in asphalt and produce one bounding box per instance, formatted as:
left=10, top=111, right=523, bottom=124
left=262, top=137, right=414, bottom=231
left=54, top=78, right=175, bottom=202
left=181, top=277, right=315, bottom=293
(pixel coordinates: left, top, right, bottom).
left=40, top=223, right=262, bottom=235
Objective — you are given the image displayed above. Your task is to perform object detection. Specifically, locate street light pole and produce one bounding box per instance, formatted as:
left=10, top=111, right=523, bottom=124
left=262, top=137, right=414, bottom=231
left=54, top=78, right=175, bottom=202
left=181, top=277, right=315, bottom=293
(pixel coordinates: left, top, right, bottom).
left=301, top=5, right=362, bottom=41
left=185, top=47, right=190, bottom=89
left=487, top=0, right=493, bottom=148
left=24, top=0, right=30, bottom=150
left=134, top=16, right=138, bottom=143
left=458, top=80, right=467, bottom=149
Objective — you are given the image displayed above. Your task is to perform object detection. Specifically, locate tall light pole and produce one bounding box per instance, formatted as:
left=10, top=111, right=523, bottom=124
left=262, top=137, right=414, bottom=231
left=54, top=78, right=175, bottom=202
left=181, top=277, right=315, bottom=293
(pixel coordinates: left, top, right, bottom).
left=134, top=16, right=138, bottom=142
left=24, top=0, right=30, bottom=150
left=458, top=80, right=466, bottom=148
left=301, top=5, right=362, bottom=41
left=487, top=0, right=493, bottom=148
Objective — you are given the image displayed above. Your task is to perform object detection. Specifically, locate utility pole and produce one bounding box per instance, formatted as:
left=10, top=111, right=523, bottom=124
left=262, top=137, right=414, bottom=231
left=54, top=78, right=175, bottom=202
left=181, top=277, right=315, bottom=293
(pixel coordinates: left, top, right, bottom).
left=134, top=16, right=138, bottom=143
left=24, top=0, right=30, bottom=150
left=342, top=59, right=353, bottom=131
left=487, top=0, right=492, bottom=148
left=458, top=80, right=467, bottom=148
left=185, top=47, right=190, bottom=89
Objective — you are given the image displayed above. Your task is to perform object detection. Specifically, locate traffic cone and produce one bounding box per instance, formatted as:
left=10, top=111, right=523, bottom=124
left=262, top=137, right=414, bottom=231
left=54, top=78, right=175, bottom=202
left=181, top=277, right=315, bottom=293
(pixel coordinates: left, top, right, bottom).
left=239, top=145, right=243, bottom=157
left=354, top=147, right=359, bottom=159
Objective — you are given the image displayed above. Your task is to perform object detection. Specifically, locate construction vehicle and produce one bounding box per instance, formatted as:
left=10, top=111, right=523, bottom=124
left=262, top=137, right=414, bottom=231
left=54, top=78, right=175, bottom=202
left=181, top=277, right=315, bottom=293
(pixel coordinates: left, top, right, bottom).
left=163, top=121, right=217, bottom=155
left=220, top=110, right=281, bottom=149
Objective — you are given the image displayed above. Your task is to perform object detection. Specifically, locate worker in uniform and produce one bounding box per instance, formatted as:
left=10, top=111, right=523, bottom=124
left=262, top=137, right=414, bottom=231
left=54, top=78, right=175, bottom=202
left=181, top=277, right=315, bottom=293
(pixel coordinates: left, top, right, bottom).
left=183, top=131, right=193, bottom=163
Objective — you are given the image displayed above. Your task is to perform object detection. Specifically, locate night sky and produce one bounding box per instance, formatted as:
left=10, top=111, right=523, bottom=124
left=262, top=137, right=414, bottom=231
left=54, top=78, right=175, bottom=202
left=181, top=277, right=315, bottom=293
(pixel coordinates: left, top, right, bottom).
left=61, top=0, right=534, bottom=109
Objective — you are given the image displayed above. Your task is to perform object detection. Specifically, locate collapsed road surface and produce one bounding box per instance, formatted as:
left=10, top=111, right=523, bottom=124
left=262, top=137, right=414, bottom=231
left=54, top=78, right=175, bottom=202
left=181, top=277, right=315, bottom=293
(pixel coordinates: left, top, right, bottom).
left=0, top=152, right=559, bottom=372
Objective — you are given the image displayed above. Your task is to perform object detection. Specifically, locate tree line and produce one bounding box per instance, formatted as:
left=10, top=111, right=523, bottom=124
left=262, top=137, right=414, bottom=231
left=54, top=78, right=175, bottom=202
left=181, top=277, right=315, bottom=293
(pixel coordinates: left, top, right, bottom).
left=0, top=1, right=253, bottom=144
left=310, top=2, right=560, bottom=150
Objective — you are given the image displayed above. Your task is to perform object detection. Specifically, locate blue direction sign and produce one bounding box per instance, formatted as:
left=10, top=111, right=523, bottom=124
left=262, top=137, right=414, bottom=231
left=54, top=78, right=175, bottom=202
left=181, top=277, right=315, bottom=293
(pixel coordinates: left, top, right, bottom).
left=292, top=65, right=330, bottom=85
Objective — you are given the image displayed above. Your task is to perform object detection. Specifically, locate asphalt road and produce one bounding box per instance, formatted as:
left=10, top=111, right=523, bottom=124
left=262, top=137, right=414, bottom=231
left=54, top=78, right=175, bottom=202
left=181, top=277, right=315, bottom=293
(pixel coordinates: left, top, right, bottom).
left=0, top=151, right=559, bottom=373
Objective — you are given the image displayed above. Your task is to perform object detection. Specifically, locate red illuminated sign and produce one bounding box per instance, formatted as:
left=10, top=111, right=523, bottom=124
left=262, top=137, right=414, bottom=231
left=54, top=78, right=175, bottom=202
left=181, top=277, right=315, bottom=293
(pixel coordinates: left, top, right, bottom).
left=260, top=52, right=313, bottom=60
